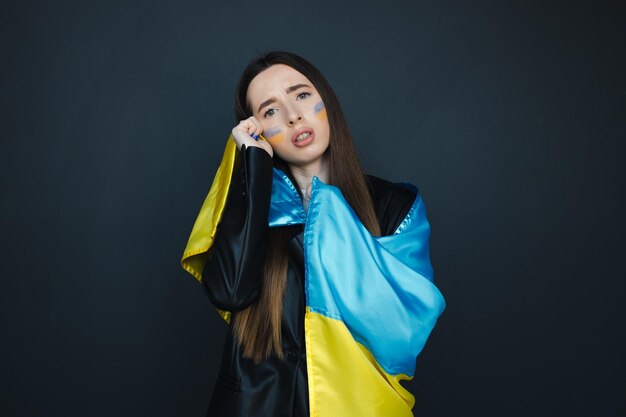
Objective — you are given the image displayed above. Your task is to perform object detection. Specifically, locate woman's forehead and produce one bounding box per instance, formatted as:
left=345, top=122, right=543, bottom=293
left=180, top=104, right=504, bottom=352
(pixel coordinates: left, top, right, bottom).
left=247, top=64, right=313, bottom=102
left=254, top=64, right=308, bottom=85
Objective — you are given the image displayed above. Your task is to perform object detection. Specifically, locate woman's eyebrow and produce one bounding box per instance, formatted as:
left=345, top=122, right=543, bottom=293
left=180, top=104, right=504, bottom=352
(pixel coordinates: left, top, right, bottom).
left=256, top=84, right=312, bottom=113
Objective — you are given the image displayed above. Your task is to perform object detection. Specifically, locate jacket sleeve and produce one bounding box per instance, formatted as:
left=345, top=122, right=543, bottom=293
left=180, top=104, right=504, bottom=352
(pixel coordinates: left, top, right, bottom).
left=201, top=144, right=274, bottom=311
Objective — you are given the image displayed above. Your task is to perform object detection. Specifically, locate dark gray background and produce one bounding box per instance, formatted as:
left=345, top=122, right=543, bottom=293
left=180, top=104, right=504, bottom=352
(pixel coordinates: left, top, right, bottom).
left=1, top=0, right=624, bottom=416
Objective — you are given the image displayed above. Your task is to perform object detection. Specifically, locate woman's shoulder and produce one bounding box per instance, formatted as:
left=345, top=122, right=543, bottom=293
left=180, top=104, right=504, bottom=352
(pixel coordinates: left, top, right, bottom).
left=365, top=174, right=419, bottom=236
left=365, top=174, right=419, bottom=207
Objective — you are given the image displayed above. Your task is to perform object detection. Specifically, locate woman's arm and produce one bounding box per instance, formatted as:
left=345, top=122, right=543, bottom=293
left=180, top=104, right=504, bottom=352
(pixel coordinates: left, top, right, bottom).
left=202, top=144, right=274, bottom=311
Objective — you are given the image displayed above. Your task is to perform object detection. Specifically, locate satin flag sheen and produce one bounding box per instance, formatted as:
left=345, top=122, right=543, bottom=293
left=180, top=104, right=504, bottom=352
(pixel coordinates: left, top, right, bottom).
left=181, top=136, right=446, bottom=416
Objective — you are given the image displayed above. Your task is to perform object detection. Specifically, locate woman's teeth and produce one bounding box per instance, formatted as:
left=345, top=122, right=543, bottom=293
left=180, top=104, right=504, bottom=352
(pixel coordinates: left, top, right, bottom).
left=296, top=132, right=311, bottom=142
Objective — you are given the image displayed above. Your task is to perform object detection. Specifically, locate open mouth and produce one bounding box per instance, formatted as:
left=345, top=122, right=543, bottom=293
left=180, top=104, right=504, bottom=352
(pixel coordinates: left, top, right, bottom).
left=291, top=128, right=315, bottom=146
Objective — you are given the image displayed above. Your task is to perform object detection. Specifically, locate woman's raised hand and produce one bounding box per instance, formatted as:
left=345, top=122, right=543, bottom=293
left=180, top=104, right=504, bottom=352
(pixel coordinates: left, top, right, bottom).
left=231, top=116, right=273, bottom=157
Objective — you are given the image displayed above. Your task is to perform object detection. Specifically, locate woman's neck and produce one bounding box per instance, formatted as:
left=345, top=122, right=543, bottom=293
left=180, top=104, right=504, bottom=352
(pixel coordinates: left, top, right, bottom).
left=289, top=157, right=329, bottom=211
left=289, top=157, right=329, bottom=191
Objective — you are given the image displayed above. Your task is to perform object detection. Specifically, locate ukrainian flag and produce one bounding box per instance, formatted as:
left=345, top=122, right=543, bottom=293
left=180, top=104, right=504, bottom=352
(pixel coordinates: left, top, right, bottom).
left=182, top=136, right=446, bottom=416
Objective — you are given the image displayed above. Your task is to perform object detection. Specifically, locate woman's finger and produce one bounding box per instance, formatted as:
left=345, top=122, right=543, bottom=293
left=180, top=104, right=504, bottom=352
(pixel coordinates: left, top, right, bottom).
left=250, top=116, right=263, bottom=133
left=244, top=117, right=261, bottom=139
left=231, top=117, right=266, bottom=149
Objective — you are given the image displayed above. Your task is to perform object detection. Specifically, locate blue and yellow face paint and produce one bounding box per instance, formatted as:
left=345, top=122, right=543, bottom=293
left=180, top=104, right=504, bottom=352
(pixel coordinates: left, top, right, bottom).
left=314, top=101, right=327, bottom=121
left=263, top=126, right=286, bottom=145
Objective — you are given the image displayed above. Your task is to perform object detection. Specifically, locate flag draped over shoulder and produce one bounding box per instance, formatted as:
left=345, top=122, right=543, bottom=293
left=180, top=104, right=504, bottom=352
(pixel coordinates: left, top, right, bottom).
left=180, top=135, right=238, bottom=322
left=181, top=137, right=446, bottom=416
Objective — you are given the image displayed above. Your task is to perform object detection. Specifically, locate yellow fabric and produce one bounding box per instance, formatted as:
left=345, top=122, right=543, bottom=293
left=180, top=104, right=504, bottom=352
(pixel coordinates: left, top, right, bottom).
left=305, top=307, right=415, bottom=417
left=180, top=135, right=238, bottom=323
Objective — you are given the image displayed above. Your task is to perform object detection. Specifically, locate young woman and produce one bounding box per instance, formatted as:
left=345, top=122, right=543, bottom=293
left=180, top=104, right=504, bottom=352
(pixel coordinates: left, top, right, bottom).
left=181, top=51, right=446, bottom=417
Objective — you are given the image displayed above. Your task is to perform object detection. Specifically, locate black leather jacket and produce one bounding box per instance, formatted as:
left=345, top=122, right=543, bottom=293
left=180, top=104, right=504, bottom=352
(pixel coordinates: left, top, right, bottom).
left=202, top=145, right=417, bottom=417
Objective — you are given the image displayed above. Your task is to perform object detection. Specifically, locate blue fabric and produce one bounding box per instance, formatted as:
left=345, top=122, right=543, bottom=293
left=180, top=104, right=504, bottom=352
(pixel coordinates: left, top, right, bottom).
left=268, top=168, right=306, bottom=227
left=377, top=184, right=434, bottom=282
left=268, top=169, right=446, bottom=377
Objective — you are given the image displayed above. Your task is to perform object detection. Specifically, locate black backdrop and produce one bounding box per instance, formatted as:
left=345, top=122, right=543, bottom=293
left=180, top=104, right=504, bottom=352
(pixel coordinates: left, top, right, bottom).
left=1, top=1, right=624, bottom=416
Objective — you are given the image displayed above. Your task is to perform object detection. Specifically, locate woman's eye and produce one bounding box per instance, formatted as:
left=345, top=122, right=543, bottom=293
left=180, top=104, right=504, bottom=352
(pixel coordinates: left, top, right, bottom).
left=296, top=92, right=311, bottom=100
left=264, top=108, right=276, bottom=118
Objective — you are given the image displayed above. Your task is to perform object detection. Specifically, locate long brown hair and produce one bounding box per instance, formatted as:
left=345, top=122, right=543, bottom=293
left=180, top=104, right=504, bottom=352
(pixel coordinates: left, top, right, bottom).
left=232, top=51, right=381, bottom=363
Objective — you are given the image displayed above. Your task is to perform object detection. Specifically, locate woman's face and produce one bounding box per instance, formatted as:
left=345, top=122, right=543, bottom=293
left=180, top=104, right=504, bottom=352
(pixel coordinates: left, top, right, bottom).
left=246, top=64, right=330, bottom=168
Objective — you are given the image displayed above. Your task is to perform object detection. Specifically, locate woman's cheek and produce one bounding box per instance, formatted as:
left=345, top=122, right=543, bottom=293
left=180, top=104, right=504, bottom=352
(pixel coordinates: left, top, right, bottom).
left=314, top=101, right=327, bottom=121
left=264, top=126, right=286, bottom=144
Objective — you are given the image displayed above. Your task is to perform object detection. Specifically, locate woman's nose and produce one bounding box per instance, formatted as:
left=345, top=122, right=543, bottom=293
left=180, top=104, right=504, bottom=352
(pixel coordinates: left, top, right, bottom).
left=288, top=114, right=303, bottom=125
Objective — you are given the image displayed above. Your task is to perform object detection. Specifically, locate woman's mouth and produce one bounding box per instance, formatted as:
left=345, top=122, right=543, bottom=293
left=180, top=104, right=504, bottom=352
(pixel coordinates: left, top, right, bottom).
left=291, top=128, right=315, bottom=147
